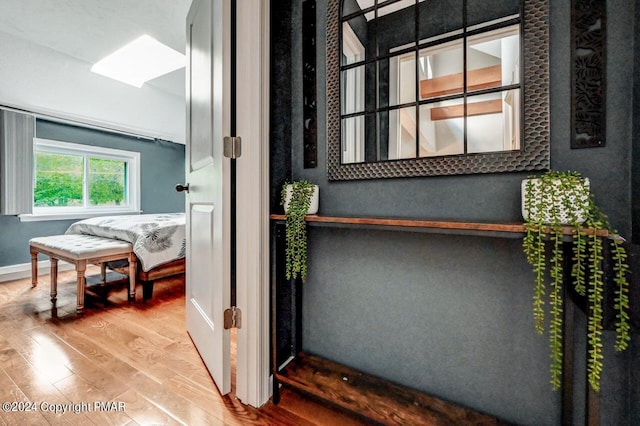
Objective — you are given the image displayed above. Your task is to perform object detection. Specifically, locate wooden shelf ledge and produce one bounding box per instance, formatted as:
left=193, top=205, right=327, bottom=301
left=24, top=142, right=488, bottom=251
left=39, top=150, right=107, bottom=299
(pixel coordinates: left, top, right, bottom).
left=270, top=214, right=611, bottom=239
left=275, top=352, right=507, bottom=425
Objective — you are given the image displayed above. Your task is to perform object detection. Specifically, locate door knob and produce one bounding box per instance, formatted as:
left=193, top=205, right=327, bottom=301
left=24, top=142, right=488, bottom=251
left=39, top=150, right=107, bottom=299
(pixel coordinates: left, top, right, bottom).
left=175, top=183, right=190, bottom=193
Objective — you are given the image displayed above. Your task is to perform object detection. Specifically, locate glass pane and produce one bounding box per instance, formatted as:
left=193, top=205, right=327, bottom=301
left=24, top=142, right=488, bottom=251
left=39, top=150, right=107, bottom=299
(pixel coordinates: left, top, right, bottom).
left=341, top=115, right=366, bottom=163
left=377, top=0, right=415, bottom=18
left=418, top=39, right=463, bottom=100
left=376, top=0, right=416, bottom=56
left=341, top=65, right=366, bottom=114
left=364, top=113, right=378, bottom=162
left=383, top=107, right=417, bottom=160
left=343, top=0, right=372, bottom=16
left=467, top=24, right=520, bottom=90
left=418, top=99, right=464, bottom=157
left=467, top=89, right=521, bottom=153
left=466, top=0, right=520, bottom=28
left=342, top=16, right=369, bottom=65
left=419, top=0, right=463, bottom=43
left=88, top=158, right=126, bottom=206
left=382, top=53, right=416, bottom=108
left=34, top=152, right=83, bottom=207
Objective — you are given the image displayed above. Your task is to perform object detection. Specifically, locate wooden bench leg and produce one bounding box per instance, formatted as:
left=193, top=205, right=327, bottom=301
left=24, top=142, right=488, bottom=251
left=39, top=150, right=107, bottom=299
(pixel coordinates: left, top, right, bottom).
left=30, top=248, right=38, bottom=288
left=50, top=258, right=58, bottom=304
left=128, top=253, right=137, bottom=301
left=142, top=281, right=154, bottom=301
left=76, top=260, right=86, bottom=314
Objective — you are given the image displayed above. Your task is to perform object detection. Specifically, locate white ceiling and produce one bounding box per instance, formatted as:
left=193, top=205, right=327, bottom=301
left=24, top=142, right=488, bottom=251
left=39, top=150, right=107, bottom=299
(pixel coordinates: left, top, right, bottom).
left=0, top=0, right=192, bottom=143
left=0, top=0, right=192, bottom=96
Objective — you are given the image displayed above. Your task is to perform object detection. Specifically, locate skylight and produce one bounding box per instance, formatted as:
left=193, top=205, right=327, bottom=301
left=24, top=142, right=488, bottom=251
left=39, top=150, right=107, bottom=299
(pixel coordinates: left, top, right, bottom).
left=91, top=35, right=185, bottom=88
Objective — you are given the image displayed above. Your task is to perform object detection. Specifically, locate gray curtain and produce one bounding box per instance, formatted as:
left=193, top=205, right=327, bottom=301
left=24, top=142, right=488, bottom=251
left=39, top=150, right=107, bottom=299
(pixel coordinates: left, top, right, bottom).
left=0, top=109, right=34, bottom=215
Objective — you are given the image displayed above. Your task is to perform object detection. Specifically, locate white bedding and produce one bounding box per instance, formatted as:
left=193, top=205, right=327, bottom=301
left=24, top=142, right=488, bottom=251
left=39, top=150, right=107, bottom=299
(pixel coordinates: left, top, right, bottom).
left=65, top=213, right=185, bottom=271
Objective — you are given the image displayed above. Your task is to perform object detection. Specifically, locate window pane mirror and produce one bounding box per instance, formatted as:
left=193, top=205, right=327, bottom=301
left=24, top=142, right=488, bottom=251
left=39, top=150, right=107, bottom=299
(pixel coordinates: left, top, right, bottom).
left=327, top=0, right=549, bottom=180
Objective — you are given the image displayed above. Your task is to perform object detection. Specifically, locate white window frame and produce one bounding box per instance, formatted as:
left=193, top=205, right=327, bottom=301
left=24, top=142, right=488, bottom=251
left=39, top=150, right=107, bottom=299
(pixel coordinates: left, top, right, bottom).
left=19, top=138, right=141, bottom=222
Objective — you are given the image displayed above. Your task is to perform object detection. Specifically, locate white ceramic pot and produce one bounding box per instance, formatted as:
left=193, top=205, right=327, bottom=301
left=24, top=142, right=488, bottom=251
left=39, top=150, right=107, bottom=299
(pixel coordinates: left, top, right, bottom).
left=521, top=178, right=590, bottom=224
left=284, top=184, right=319, bottom=215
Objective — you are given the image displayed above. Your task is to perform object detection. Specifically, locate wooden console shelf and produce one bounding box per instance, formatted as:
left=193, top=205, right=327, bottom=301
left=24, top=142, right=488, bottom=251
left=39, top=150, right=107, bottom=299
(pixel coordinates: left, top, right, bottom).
left=275, top=352, right=506, bottom=425
left=271, top=214, right=610, bottom=423
left=270, top=214, right=610, bottom=238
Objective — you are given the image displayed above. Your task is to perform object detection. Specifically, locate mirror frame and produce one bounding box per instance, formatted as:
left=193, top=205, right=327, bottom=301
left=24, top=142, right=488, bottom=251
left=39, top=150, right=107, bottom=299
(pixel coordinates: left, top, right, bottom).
left=326, top=0, right=550, bottom=181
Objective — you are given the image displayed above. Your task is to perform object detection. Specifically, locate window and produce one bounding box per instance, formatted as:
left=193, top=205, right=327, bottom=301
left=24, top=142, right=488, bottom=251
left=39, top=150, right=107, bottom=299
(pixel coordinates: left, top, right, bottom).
left=21, top=138, right=140, bottom=221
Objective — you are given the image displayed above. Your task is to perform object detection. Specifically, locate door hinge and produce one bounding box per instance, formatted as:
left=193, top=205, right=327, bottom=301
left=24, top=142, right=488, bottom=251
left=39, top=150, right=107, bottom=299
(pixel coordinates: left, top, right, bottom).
left=224, top=306, right=241, bottom=329
left=223, top=136, right=241, bottom=159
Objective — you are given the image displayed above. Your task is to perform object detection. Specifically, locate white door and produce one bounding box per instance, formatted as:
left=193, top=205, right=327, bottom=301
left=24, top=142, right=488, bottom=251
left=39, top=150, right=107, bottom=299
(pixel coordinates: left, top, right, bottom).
left=184, top=0, right=231, bottom=395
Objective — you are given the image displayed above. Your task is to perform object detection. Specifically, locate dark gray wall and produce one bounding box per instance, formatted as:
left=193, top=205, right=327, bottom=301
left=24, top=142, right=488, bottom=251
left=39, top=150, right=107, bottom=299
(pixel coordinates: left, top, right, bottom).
left=304, top=228, right=557, bottom=422
left=272, top=0, right=637, bottom=424
left=271, top=1, right=293, bottom=213
left=633, top=0, right=640, bottom=410
left=633, top=0, right=640, bottom=245
left=0, top=119, right=185, bottom=267
left=632, top=336, right=640, bottom=424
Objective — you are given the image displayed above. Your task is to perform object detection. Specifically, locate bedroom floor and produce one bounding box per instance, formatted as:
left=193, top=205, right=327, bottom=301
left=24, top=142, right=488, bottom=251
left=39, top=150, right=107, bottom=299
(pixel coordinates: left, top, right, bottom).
left=0, top=267, right=365, bottom=425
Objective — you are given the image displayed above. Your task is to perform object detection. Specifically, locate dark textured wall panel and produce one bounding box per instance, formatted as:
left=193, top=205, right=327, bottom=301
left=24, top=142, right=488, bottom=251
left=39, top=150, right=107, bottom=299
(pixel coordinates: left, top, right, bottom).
left=571, top=0, right=606, bottom=149
left=270, top=0, right=294, bottom=211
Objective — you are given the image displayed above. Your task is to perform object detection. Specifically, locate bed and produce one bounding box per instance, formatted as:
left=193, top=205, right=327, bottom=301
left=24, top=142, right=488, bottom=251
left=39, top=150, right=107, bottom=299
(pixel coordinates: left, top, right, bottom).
left=65, top=213, right=186, bottom=299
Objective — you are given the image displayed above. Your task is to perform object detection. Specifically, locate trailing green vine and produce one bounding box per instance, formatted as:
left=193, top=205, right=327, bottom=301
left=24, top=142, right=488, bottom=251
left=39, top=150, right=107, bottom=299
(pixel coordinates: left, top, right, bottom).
left=523, top=180, right=547, bottom=334
left=280, top=180, right=316, bottom=281
left=612, top=238, right=631, bottom=351
left=572, top=227, right=588, bottom=297
left=521, top=170, right=631, bottom=392
left=549, top=221, right=564, bottom=390
left=587, top=223, right=604, bottom=391
left=588, top=199, right=632, bottom=353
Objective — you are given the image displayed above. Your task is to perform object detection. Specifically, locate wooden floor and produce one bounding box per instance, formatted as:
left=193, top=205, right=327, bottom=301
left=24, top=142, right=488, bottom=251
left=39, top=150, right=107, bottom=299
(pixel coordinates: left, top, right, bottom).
left=0, top=267, right=367, bottom=425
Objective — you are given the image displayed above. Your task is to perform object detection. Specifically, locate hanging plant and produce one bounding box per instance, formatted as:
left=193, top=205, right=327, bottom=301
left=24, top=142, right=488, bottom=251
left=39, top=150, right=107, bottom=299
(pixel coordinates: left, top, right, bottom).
left=280, top=180, right=318, bottom=282
left=522, top=170, right=631, bottom=392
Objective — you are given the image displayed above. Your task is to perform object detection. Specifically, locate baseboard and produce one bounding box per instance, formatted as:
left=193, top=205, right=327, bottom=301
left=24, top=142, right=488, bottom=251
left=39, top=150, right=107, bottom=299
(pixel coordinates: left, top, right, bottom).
left=0, top=260, right=74, bottom=283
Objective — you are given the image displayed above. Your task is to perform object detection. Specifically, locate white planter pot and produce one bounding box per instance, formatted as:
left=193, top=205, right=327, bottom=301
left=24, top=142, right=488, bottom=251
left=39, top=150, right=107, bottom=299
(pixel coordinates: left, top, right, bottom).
left=284, top=184, right=319, bottom=215
left=521, top=177, right=590, bottom=224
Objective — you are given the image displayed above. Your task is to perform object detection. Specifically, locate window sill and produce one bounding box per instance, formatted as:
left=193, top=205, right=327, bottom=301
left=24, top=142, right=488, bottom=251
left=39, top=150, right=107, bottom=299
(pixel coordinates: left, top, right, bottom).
left=18, top=210, right=142, bottom=222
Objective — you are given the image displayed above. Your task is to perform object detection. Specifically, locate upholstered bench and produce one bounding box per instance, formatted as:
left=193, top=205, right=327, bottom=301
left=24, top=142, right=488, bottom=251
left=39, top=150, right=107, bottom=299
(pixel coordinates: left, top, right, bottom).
left=29, top=234, right=137, bottom=314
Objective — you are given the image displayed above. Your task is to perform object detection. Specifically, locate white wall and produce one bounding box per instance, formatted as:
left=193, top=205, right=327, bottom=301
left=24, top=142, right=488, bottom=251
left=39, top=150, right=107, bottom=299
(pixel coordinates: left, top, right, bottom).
left=0, top=31, right=185, bottom=144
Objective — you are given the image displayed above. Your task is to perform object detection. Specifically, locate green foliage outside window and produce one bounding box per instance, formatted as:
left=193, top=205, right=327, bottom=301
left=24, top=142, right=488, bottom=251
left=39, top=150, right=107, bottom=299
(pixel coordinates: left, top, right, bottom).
left=34, top=152, right=83, bottom=207
left=34, top=152, right=126, bottom=208
left=89, top=158, right=125, bottom=206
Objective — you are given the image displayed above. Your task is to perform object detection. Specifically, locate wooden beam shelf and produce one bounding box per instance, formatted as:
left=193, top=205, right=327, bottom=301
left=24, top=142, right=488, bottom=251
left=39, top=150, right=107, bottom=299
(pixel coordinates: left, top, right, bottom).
left=270, top=214, right=611, bottom=239
left=430, top=99, right=503, bottom=121
left=275, top=352, right=507, bottom=425
left=420, top=64, right=502, bottom=99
